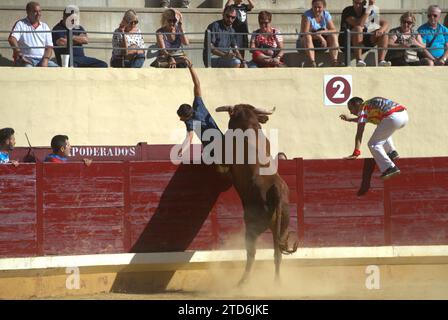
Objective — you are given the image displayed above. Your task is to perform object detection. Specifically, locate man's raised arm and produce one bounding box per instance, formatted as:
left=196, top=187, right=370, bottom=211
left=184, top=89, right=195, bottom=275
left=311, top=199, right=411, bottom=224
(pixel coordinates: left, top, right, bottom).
left=187, top=62, right=201, bottom=97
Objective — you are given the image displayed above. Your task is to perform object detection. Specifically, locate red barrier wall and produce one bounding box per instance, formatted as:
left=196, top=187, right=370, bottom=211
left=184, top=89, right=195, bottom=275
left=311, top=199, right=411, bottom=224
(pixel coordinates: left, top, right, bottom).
left=1, top=157, right=448, bottom=258
left=10, top=143, right=195, bottom=162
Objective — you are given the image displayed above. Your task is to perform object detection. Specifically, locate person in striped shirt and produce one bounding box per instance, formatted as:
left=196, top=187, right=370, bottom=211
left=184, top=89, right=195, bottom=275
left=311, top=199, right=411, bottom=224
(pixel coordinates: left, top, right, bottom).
left=340, top=96, right=408, bottom=180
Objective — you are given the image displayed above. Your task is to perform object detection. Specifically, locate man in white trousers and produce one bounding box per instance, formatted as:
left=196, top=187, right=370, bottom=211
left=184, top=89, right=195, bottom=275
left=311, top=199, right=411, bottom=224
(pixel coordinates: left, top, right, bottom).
left=340, top=96, right=408, bottom=180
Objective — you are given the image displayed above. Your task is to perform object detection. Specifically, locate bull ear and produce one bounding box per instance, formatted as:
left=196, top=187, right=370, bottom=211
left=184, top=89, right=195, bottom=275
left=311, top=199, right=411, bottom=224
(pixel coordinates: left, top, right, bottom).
left=216, top=106, right=234, bottom=113
left=253, top=106, right=276, bottom=115
left=257, top=115, right=269, bottom=124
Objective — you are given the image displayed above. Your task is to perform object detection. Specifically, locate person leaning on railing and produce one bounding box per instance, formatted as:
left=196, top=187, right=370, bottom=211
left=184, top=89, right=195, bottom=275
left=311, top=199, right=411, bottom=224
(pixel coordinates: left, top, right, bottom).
left=385, top=12, right=433, bottom=66
left=249, top=10, right=285, bottom=68
left=0, top=128, right=19, bottom=167
left=417, top=5, right=448, bottom=66
left=299, top=0, right=341, bottom=67
left=8, top=1, right=58, bottom=67
left=110, top=9, right=146, bottom=68
left=202, top=6, right=246, bottom=68
left=152, top=8, right=189, bottom=68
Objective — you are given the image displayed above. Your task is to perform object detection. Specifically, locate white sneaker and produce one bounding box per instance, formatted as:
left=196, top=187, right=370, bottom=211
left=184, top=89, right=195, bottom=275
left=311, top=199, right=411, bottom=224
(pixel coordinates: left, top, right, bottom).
left=379, top=60, right=392, bottom=67
left=356, top=60, right=366, bottom=67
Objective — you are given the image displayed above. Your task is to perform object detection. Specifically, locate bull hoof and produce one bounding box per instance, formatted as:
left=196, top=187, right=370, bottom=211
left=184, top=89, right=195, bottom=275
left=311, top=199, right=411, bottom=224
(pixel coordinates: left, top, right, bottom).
left=237, top=276, right=249, bottom=288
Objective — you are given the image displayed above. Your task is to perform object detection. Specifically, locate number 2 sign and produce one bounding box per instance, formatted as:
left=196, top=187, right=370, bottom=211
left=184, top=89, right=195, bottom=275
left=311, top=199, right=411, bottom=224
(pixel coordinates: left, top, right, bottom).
left=323, top=75, right=353, bottom=106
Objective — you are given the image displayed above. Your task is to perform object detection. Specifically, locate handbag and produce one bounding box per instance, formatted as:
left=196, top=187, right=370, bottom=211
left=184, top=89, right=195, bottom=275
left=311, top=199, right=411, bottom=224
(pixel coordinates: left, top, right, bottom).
left=150, top=53, right=187, bottom=68
left=404, top=49, right=419, bottom=63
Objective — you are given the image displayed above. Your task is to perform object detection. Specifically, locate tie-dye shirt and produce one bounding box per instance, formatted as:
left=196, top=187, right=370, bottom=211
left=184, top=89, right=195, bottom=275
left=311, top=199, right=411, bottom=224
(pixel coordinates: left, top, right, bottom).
left=0, top=151, right=10, bottom=164
left=358, top=97, right=404, bottom=125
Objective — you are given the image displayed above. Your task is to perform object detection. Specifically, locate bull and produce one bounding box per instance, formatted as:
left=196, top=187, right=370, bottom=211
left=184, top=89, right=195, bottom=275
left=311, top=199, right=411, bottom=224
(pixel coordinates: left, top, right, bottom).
left=215, top=104, right=298, bottom=285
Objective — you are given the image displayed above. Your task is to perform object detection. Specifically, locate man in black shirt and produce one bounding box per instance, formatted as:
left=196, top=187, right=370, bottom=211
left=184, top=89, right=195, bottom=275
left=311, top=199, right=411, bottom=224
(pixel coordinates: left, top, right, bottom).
left=339, top=0, right=391, bottom=67
left=52, top=7, right=108, bottom=67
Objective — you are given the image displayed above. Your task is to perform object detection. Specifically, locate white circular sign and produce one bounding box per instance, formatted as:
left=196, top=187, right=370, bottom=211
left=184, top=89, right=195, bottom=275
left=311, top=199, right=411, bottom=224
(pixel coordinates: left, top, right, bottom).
left=323, top=75, right=353, bottom=106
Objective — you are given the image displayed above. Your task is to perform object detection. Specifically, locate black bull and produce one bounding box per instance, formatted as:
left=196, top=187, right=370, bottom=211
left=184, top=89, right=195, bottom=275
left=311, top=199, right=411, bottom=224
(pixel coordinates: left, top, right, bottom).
left=215, top=104, right=298, bottom=285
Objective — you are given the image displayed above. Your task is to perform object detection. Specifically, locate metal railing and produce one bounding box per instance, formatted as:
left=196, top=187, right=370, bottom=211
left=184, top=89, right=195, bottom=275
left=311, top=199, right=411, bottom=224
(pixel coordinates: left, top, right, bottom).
left=1, top=29, right=447, bottom=67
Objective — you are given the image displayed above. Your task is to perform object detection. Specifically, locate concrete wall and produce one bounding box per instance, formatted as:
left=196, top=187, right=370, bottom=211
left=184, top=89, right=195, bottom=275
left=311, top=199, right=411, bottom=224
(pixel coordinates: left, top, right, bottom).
left=0, top=67, right=447, bottom=159
left=2, top=247, right=448, bottom=299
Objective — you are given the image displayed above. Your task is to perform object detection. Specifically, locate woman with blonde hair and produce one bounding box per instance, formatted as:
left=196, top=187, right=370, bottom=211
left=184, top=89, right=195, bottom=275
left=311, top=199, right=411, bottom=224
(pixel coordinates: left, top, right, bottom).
left=386, top=11, right=433, bottom=66
left=111, top=9, right=146, bottom=68
left=152, top=9, right=189, bottom=68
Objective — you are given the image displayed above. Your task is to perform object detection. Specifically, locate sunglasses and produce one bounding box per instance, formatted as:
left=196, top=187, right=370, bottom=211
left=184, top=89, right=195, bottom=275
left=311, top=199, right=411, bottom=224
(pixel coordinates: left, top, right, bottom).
left=226, top=14, right=237, bottom=20
left=130, top=20, right=138, bottom=25
left=259, top=20, right=271, bottom=24
left=402, top=20, right=413, bottom=25
left=168, top=18, right=177, bottom=23
left=428, top=14, right=439, bottom=18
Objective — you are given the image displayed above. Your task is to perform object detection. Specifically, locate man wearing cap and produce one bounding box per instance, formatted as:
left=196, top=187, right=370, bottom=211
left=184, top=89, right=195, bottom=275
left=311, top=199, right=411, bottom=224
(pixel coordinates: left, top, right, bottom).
left=52, top=6, right=108, bottom=67
left=8, top=1, right=58, bottom=67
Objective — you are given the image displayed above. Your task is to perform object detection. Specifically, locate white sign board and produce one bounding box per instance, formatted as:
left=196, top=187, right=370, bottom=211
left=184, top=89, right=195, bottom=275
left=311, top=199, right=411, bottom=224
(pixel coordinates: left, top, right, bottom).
left=323, top=75, right=353, bottom=106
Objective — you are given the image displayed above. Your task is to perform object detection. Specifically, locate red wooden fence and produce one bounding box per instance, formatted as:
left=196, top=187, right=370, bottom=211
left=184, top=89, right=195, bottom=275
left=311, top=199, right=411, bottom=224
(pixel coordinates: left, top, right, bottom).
left=1, top=157, right=448, bottom=258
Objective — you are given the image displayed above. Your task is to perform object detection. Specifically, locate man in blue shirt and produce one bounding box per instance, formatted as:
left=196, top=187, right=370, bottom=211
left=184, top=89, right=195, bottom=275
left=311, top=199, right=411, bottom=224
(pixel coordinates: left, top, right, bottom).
left=45, top=134, right=92, bottom=165
left=177, top=60, right=223, bottom=159
left=203, top=6, right=246, bottom=68
left=418, top=5, right=448, bottom=65
left=0, top=127, right=18, bottom=166
left=52, top=7, right=107, bottom=67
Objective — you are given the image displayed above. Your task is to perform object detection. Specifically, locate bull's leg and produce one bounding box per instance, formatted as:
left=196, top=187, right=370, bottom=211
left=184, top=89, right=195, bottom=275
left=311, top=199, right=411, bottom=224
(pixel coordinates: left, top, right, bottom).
left=238, top=230, right=257, bottom=286
left=273, top=235, right=282, bottom=283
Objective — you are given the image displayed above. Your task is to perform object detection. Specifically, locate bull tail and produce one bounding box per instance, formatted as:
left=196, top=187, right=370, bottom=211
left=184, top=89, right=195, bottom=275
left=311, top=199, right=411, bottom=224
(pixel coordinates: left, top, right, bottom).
left=268, top=185, right=298, bottom=255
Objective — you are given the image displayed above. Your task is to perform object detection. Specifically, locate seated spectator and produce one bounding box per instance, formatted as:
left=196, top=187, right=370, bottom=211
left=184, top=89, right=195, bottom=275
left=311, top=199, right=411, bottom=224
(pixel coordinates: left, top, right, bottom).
left=225, top=0, right=255, bottom=59
left=161, top=0, right=190, bottom=8
left=386, top=12, right=433, bottom=66
left=0, top=128, right=18, bottom=166
left=249, top=11, right=285, bottom=68
left=152, top=9, right=189, bottom=68
left=45, top=135, right=91, bottom=165
left=111, top=10, right=146, bottom=68
left=203, top=6, right=245, bottom=68
left=339, top=0, right=391, bottom=67
left=299, top=0, right=341, bottom=67
left=8, top=1, right=58, bottom=67
left=52, top=6, right=107, bottom=68
left=417, top=5, right=448, bottom=66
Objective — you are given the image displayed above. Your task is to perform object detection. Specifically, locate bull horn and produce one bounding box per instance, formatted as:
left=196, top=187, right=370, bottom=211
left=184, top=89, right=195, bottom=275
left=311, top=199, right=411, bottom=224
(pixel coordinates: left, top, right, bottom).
left=215, top=106, right=234, bottom=112
left=253, top=106, right=276, bottom=115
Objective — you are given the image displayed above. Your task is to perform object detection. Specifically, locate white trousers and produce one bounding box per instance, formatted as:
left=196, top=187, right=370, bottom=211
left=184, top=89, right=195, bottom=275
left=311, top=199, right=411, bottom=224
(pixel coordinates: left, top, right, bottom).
left=368, top=110, right=409, bottom=173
